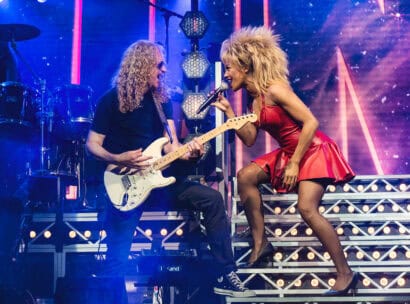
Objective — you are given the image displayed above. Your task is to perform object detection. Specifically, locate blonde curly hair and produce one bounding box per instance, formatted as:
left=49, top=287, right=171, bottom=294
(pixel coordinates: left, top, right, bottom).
left=220, top=26, right=289, bottom=95
left=113, top=40, right=168, bottom=113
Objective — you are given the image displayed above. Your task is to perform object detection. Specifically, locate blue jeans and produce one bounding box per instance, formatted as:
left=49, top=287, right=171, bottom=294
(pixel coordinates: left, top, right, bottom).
left=101, top=179, right=236, bottom=277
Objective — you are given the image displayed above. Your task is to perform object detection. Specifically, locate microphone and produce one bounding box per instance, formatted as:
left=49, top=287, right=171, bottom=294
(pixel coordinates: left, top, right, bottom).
left=196, top=81, right=229, bottom=114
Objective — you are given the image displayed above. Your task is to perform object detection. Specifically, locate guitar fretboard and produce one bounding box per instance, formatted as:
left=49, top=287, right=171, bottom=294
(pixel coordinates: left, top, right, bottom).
left=153, top=124, right=229, bottom=170
left=152, top=114, right=256, bottom=171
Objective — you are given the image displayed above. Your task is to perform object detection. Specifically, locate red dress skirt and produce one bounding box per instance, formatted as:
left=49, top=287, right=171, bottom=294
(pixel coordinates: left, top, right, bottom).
left=251, top=101, right=355, bottom=193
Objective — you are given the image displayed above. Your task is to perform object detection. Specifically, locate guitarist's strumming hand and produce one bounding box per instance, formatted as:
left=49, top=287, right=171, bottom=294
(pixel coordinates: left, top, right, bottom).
left=116, top=148, right=153, bottom=170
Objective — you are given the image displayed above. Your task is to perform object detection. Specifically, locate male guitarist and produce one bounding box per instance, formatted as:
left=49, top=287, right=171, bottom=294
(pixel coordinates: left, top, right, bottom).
left=85, top=40, right=255, bottom=301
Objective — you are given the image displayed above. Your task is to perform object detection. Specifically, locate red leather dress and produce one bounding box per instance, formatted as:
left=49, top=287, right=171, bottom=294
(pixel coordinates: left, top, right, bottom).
left=251, top=97, right=355, bottom=193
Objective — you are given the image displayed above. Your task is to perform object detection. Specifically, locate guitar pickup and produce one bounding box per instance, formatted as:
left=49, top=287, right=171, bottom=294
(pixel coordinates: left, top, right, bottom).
left=121, top=175, right=131, bottom=190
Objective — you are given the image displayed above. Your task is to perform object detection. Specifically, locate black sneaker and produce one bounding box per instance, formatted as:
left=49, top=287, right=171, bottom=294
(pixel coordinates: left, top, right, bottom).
left=213, top=271, right=256, bottom=297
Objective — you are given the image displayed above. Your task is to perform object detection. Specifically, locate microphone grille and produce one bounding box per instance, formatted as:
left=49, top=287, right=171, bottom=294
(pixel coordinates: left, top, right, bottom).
left=220, top=81, right=229, bottom=91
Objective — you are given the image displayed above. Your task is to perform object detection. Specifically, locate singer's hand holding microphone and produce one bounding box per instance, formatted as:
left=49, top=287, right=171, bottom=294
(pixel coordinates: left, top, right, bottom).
left=196, top=81, right=231, bottom=114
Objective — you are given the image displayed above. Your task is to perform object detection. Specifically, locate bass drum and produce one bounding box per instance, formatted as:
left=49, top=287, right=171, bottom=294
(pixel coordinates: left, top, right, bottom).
left=51, top=84, right=94, bottom=141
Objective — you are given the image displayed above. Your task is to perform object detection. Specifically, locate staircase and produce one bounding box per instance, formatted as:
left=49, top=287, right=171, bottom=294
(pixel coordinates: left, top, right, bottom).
left=229, top=175, right=410, bottom=303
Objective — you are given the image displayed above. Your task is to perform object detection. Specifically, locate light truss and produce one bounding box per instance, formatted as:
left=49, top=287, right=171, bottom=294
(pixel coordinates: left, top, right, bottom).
left=230, top=175, right=410, bottom=301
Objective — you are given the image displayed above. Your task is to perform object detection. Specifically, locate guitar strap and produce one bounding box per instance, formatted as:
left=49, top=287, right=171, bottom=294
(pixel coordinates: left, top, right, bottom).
left=152, top=91, right=173, bottom=143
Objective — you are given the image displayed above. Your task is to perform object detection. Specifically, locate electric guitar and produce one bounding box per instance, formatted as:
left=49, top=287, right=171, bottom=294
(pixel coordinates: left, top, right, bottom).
left=104, top=114, right=257, bottom=211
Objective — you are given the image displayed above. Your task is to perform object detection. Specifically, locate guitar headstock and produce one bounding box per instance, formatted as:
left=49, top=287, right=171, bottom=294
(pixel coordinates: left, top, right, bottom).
left=226, top=114, right=257, bottom=130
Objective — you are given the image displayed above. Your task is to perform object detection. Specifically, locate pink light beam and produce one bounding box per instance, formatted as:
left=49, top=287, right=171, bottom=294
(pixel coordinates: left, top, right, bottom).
left=336, top=47, right=384, bottom=175
left=70, top=0, right=82, bottom=84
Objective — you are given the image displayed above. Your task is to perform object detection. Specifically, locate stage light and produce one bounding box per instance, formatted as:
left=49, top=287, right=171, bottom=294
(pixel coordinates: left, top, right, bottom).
left=179, top=11, right=209, bottom=39
left=399, top=227, right=406, bottom=234
left=371, top=184, right=378, bottom=191
left=332, top=206, right=340, bottom=213
left=363, top=278, right=371, bottom=287
left=181, top=92, right=208, bottom=120
left=377, top=205, right=385, bottom=212
left=29, top=231, right=36, bottom=239
left=367, top=226, right=375, bottom=234
left=380, top=277, right=388, bottom=286
left=356, top=251, right=364, bottom=260
left=323, top=252, right=330, bottom=260
left=275, top=228, right=282, bottom=236
left=352, top=227, right=360, bottom=235
left=160, top=228, right=168, bottom=236
left=318, top=206, right=325, bottom=213
left=405, top=251, right=410, bottom=259
left=44, top=231, right=52, bottom=239
left=389, top=251, right=397, bottom=259
left=399, top=183, right=407, bottom=191
left=99, top=230, right=107, bottom=238
left=289, top=206, right=296, bottom=214
left=310, top=279, right=319, bottom=287
left=328, top=278, right=335, bottom=287
left=397, top=278, right=406, bottom=287
left=84, top=230, right=91, bottom=238
left=276, top=279, right=285, bottom=287
left=145, top=229, right=152, bottom=237
left=290, top=253, right=299, bottom=261
left=274, top=252, right=283, bottom=261
left=294, top=279, right=302, bottom=287
left=336, top=227, right=344, bottom=235
left=362, top=205, right=370, bottom=212
left=383, top=226, right=391, bottom=234
left=181, top=51, right=210, bottom=79
left=176, top=228, right=183, bottom=236
left=357, top=185, right=364, bottom=192
left=407, top=204, right=410, bottom=212
left=305, top=228, right=313, bottom=236
left=274, top=207, right=281, bottom=214
left=69, top=231, right=76, bottom=239
left=328, top=185, right=336, bottom=192
left=392, top=204, right=400, bottom=212
left=290, top=228, right=298, bottom=236
left=347, top=206, right=355, bottom=213
left=307, top=252, right=315, bottom=260
left=372, top=251, right=380, bottom=259
left=385, top=184, right=392, bottom=191
left=343, top=184, right=350, bottom=192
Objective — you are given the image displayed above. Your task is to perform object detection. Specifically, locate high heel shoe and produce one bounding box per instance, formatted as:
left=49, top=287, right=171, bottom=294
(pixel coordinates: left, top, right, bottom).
left=323, top=272, right=359, bottom=296
left=245, top=240, right=275, bottom=268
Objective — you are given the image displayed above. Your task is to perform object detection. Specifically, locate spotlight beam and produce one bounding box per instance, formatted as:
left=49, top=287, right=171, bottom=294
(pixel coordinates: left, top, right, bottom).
left=336, top=47, right=384, bottom=175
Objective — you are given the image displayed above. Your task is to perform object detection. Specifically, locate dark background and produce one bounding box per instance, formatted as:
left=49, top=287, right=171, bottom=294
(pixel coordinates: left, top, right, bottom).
left=0, top=0, right=409, bottom=175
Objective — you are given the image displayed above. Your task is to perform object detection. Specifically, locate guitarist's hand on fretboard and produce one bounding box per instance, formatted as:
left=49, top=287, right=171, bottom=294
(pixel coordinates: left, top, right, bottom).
left=182, top=137, right=204, bottom=161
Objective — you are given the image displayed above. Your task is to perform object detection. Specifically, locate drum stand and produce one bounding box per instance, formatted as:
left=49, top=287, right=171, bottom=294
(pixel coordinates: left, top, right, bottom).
left=10, top=38, right=52, bottom=173
left=10, top=32, right=91, bottom=211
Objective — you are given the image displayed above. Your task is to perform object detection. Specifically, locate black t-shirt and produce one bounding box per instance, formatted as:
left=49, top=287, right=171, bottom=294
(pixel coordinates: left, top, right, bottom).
left=91, top=88, right=173, bottom=154
left=90, top=87, right=195, bottom=181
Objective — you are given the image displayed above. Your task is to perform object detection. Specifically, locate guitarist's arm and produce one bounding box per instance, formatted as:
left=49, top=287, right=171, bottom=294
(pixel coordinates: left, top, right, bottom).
left=86, top=130, right=152, bottom=170
left=162, top=119, right=204, bottom=161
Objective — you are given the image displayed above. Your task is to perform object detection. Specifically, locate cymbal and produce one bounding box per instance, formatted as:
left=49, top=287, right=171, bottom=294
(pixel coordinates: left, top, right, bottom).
left=0, top=24, right=40, bottom=42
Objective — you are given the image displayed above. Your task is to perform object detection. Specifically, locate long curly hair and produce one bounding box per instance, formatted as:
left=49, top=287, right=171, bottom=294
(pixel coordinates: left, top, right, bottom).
left=112, top=40, right=168, bottom=113
left=220, top=26, right=289, bottom=95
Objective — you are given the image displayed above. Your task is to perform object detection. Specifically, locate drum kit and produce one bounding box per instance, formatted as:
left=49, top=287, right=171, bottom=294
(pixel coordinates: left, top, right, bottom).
left=0, top=24, right=96, bottom=209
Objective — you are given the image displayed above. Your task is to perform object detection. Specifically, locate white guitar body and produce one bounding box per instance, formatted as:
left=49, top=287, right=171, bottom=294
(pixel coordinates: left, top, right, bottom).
left=104, top=114, right=257, bottom=212
left=104, top=137, right=176, bottom=212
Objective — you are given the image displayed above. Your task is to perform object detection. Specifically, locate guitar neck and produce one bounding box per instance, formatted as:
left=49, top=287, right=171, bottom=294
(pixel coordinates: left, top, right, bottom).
left=154, top=123, right=230, bottom=171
